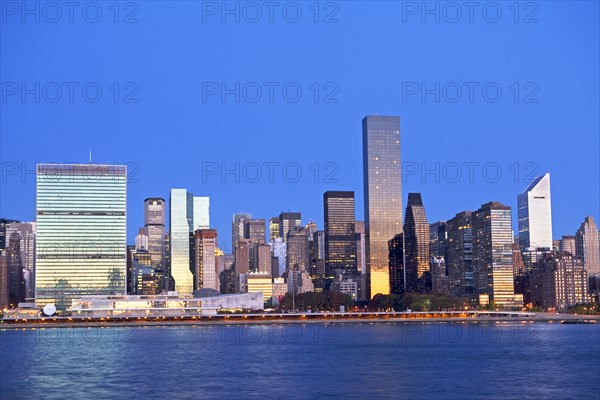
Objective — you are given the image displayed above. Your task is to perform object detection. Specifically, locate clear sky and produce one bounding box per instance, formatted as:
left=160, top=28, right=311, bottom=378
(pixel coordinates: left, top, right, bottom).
left=1, top=1, right=598, bottom=251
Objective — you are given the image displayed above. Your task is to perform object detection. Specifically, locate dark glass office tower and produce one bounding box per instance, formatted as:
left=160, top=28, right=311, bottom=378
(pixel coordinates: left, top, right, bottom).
left=446, top=211, right=474, bottom=296
left=403, top=193, right=430, bottom=292
left=324, top=191, right=357, bottom=278
left=362, top=115, right=402, bottom=298
left=389, top=233, right=404, bottom=295
left=144, top=198, right=166, bottom=290
left=279, top=212, right=301, bottom=242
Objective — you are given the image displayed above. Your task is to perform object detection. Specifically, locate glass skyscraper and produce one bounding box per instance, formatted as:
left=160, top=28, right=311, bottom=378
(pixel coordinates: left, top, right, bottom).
left=403, top=193, right=430, bottom=292
left=362, top=115, right=402, bottom=298
left=35, top=163, right=127, bottom=310
left=324, top=191, right=357, bottom=278
left=517, top=173, right=553, bottom=251
left=169, top=189, right=194, bottom=295
left=472, top=202, right=516, bottom=306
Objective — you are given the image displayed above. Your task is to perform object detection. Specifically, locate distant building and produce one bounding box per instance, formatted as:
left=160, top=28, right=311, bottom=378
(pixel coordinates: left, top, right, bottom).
left=170, top=189, right=210, bottom=295
left=144, top=198, right=166, bottom=290
left=35, top=164, right=127, bottom=310
left=194, top=229, right=218, bottom=291
left=473, top=202, right=517, bottom=307
left=135, top=228, right=149, bottom=251
left=404, top=193, right=430, bottom=292
left=576, top=216, right=600, bottom=276
left=279, top=212, right=301, bottom=242
left=219, top=267, right=236, bottom=294
left=517, top=173, right=553, bottom=252
left=330, top=272, right=359, bottom=300
left=269, top=217, right=280, bottom=241
left=244, top=219, right=266, bottom=245
left=362, top=115, right=402, bottom=298
left=355, top=221, right=366, bottom=275
left=286, top=228, right=310, bottom=274
left=530, top=252, right=588, bottom=311
left=324, top=191, right=357, bottom=278
left=271, top=277, right=287, bottom=305
left=269, top=238, right=286, bottom=278
left=559, top=235, right=576, bottom=256
left=5, top=221, right=36, bottom=299
left=0, top=250, right=8, bottom=309
left=431, top=255, right=449, bottom=294
left=232, top=213, right=252, bottom=250
left=429, top=221, right=447, bottom=260
left=247, top=272, right=273, bottom=303
left=388, top=233, right=404, bottom=295
left=445, top=211, right=474, bottom=297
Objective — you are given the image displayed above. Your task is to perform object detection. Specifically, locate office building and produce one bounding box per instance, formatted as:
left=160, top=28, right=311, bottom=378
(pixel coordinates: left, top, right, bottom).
left=403, top=193, right=430, bottom=292
left=559, top=235, right=576, bottom=255
left=5, top=221, right=36, bottom=299
left=35, top=163, right=127, bottom=310
left=279, top=212, right=301, bottom=242
left=362, top=115, right=402, bottom=298
left=517, top=173, right=553, bottom=251
left=388, top=233, right=404, bottom=295
left=446, top=211, right=473, bottom=297
left=576, top=216, right=600, bottom=276
left=269, top=217, right=280, bottom=241
left=324, top=191, right=357, bottom=278
left=247, top=272, right=273, bottom=303
left=472, top=202, right=516, bottom=307
left=244, top=219, right=266, bottom=244
left=530, top=252, right=588, bottom=311
left=144, top=198, right=166, bottom=288
left=232, top=213, right=252, bottom=250
left=194, top=229, right=219, bottom=291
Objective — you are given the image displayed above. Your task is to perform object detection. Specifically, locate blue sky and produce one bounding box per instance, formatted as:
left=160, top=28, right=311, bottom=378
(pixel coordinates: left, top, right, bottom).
left=1, top=1, right=598, bottom=250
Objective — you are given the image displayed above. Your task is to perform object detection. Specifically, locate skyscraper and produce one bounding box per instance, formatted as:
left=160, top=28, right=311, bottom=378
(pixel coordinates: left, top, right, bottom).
left=232, top=213, right=252, bottom=250
left=472, top=202, right=516, bottom=307
left=403, top=193, right=430, bottom=292
left=279, top=212, right=301, bottom=242
left=446, top=211, right=473, bottom=297
left=169, top=189, right=194, bottom=295
left=576, top=216, right=600, bottom=276
left=429, top=221, right=447, bottom=260
left=355, top=221, right=367, bottom=275
left=35, top=164, right=127, bottom=310
left=194, top=229, right=218, bottom=291
left=144, top=198, right=166, bottom=279
left=244, top=219, right=266, bottom=244
left=388, top=233, right=404, bottom=295
left=518, top=173, right=553, bottom=251
left=362, top=115, right=402, bottom=298
left=324, top=191, right=357, bottom=278
left=269, top=217, right=280, bottom=241
left=193, top=197, right=210, bottom=231
left=5, top=221, right=36, bottom=299
left=560, top=235, right=576, bottom=255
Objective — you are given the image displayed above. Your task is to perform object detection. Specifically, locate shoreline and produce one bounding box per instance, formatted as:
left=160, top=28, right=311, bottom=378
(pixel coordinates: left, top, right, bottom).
left=1, top=312, right=598, bottom=330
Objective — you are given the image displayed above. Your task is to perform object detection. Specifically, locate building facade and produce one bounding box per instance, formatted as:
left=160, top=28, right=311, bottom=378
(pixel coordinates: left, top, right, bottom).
left=362, top=115, right=402, bottom=298
left=576, top=216, right=600, bottom=276
left=403, top=193, right=430, bottom=292
left=35, top=163, right=127, bottom=310
left=324, top=191, right=357, bottom=278
left=517, top=173, right=553, bottom=251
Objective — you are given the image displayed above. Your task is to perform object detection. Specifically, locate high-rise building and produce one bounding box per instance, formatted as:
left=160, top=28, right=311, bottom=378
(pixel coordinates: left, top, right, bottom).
left=194, top=229, right=218, bottom=291
left=232, top=213, right=252, bottom=250
left=0, top=218, right=19, bottom=251
left=235, top=239, right=251, bottom=276
left=144, top=198, right=166, bottom=288
left=269, top=217, right=280, bottom=241
left=472, top=202, right=516, bottom=307
left=269, top=237, right=286, bottom=278
left=0, top=250, right=8, bottom=309
left=286, top=228, right=310, bottom=274
left=429, top=221, right=447, bottom=259
left=312, top=230, right=326, bottom=277
left=6, top=231, right=26, bottom=307
left=244, top=219, right=266, bottom=244
left=518, top=173, right=553, bottom=251
left=247, top=272, right=273, bottom=303
left=169, top=189, right=194, bottom=295
left=279, top=212, right=301, bottom=242
left=560, top=235, right=576, bottom=255
left=446, top=211, right=473, bottom=297
left=355, top=221, right=366, bottom=275
left=388, top=233, right=404, bottom=295
left=193, top=197, right=210, bottom=231
left=135, top=228, right=149, bottom=251
left=530, top=252, right=588, bottom=311
left=5, top=221, right=36, bottom=299
left=403, top=193, right=430, bottom=292
left=324, top=191, right=357, bottom=278
left=251, top=243, right=272, bottom=273
left=362, top=115, right=402, bottom=298
left=576, top=216, right=600, bottom=276
left=35, top=164, right=127, bottom=310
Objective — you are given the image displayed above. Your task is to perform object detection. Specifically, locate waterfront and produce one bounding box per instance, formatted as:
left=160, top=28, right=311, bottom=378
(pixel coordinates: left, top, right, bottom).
left=1, top=322, right=598, bottom=399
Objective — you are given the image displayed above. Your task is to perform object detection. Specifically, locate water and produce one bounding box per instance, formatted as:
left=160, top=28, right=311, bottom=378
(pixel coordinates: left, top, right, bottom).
left=1, top=322, right=599, bottom=399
